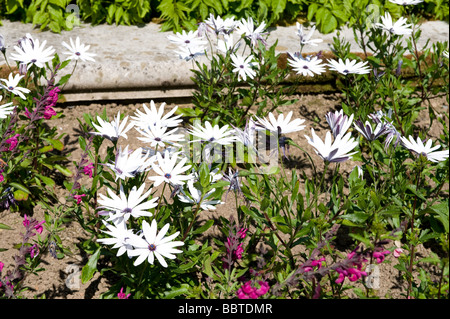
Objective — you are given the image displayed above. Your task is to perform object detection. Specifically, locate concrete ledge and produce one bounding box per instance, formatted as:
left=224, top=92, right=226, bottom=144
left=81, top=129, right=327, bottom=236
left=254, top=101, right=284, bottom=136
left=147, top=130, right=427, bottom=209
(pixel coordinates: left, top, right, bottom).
left=0, top=20, right=448, bottom=102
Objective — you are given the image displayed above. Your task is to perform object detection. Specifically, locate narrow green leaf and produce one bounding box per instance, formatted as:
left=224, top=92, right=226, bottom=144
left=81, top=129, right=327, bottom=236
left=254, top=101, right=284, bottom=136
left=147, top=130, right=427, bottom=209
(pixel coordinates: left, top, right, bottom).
left=81, top=247, right=101, bottom=284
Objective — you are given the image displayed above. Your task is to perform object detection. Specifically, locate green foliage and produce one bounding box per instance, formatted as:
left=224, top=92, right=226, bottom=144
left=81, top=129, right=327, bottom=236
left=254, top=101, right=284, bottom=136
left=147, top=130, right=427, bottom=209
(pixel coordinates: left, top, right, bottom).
left=0, top=0, right=448, bottom=33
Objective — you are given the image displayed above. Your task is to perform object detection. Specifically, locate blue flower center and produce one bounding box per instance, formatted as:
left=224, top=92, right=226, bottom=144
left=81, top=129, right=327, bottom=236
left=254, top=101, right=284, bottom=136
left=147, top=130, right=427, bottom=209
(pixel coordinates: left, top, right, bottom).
left=164, top=173, right=172, bottom=179
left=148, top=244, right=156, bottom=251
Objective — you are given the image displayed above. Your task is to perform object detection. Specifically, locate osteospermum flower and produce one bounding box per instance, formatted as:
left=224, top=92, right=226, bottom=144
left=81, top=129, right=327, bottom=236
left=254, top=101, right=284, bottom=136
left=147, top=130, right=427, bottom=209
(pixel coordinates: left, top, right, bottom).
left=10, top=35, right=55, bottom=68
left=325, top=109, right=354, bottom=137
left=305, top=128, right=359, bottom=163
left=136, top=125, right=184, bottom=149
left=354, top=119, right=388, bottom=141
left=389, top=0, right=423, bottom=5
left=175, top=43, right=206, bottom=61
left=0, top=73, right=30, bottom=100
left=374, top=12, right=412, bottom=36
left=326, top=58, right=371, bottom=75
left=97, top=220, right=141, bottom=257
left=235, top=17, right=267, bottom=47
left=149, top=150, right=192, bottom=187
left=255, top=111, right=306, bottom=135
left=189, top=121, right=236, bottom=145
left=400, top=136, right=449, bottom=163
left=217, top=34, right=240, bottom=54
left=167, top=30, right=206, bottom=47
left=131, top=101, right=182, bottom=129
left=61, top=37, right=96, bottom=62
left=98, top=183, right=158, bottom=223
left=296, top=23, right=323, bottom=47
left=127, top=219, right=184, bottom=267
left=177, top=180, right=222, bottom=210
left=106, top=145, right=154, bottom=181
left=231, top=53, right=257, bottom=81
left=288, top=53, right=326, bottom=77
left=91, top=111, right=134, bottom=142
left=204, top=14, right=236, bottom=35
left=0, top=96, right=15, bottom=119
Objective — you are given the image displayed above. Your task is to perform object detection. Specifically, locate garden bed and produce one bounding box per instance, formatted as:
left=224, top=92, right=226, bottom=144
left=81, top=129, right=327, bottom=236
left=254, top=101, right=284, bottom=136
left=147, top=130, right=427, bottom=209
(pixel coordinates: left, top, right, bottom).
left=1, top=91, right=447, bottom=299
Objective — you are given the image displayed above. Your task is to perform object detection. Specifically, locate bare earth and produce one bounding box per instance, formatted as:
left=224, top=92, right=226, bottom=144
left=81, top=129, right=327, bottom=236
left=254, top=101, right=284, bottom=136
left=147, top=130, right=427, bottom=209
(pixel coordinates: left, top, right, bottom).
left=0, top=92, right=448, bottom=299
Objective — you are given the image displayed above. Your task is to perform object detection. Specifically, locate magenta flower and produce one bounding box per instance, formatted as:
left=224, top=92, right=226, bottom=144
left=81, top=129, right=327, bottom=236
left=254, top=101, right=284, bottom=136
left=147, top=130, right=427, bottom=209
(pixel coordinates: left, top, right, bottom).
left=73, top=194, right=86, bottom=204
left=393, top=248, right=404, bottom=258
left=5, top=134, right=20, bottom=151
left=83, top=163, right=94, bottom=178
left=237, top=228, right=248, bottom=239
left=0, top=173, right=4, bottom=183
left=30, top=244, right=40, bottom=258
left=373, top=250, right=390, bottom=264
left=23, top=214, right=45, bottom=235
left=117, top=287, right=131, bottom=299
left=0, top=261, right=4, bottom=272
left=335, top=249, right=368, bottom=284
left=237, top=280, right=270, bottom=299
left=43, top=106, right=57, bottom=119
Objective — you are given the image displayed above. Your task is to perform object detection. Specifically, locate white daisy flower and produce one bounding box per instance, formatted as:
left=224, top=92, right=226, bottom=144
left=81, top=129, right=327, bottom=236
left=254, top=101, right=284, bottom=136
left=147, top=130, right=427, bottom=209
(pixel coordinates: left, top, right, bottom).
left=235, top=17, right=267, bottom=47
left=0, top=73, right=30, bottom=100
left=305, top=128, right=359, bottom=163
left=287, top=53, right=326, bottom=77
left=175, top=43, right=207, bottom=61
left=91, top=111, right=134, bottom=142
left=97, top=220, right=141, bottom=257
left=325, top=109, right=354, bottom=137
left=400, top=136, right=449, bottom=163
left=10, top=36, right=55, bottom=68
left=61, top=37, right=96, bottom=62
left=296, top=23, right=323, bottom=47
left=106, top=145, right=154, bottom=181
left=136, top=125, right=185, bottom=149
left=255, top=111, right=306, bottom=135
left=217, top=34, right=240, bottom=54
left=388, top=0, right=423, bottom=5
left=354, top=120, right=388, bottom=141
left=326, top=58, right=371, bottom=75
left=131, top=101, right=182, bottom=129
left=168, top=30, right=207, bottom=47
left=374, top=12, right=412, bottom=36
left=177, top=180, right=222, bottom=211
left=189, top=121, right=236, bottom=145
left=127, top=219, right=184, bottom=267
left=97, top=183, right=158, bottom=223
left=0, top=96, right=15, bottom=118
left=149, top=150, right=192, bottom=187
left=231, top=53, right=257, bottom=81
left=204, top=14, right=237, bottom=35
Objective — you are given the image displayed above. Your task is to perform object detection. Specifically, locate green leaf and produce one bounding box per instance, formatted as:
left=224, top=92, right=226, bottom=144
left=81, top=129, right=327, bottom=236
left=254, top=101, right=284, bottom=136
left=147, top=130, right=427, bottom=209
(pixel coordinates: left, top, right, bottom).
left=14, top=190, right=29, bottom=201
left=163, top=284, right=189, bottom=299
left=36, top=174, right=56, bottom=187
left=0, top=223, right=12, bottom=230
left=54, top=164, right=73, bottom=177
left=192, top=220, right=214, bottom=235
left=81, top=247, right=101, bottom=284
left=9, top=182, right=31, bottom=194
left=43, top=138, right=64, bottom=151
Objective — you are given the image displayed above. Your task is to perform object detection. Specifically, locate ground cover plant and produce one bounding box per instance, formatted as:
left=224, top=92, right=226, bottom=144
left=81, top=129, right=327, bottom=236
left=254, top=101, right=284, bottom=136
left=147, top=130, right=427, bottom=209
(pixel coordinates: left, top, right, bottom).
left=0, top=0, right=448, bottom=33
left=0, top=0, right=449, bottom=299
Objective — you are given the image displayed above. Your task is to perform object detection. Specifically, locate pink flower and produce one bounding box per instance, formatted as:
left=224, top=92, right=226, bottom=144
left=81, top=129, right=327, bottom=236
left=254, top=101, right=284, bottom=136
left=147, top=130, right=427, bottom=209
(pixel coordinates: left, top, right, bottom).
left=0, top=261, right=4, bottom=272
left=373, top=250, right=390, bottom=264
left=5, top=134, right=20, bottom=151
left=117, top=287, right=131, bottom=299
left=237, top=228, right=248, bottom=239
left=237, top=280, right=270, bottom=299
left=34, top=220, right=45, bottom=234
left=43, top=106, right=57, bottom=119
left=393, top=248, right=404, bottom=258
left=30, top=244, right=40, bottom=258
left=83, top=163, right=94, bottom=178
left=0, top=173, right=4, bottom=183
left=73, top=194, right=86, bottom=204
left=24, top=107, right=32, bottom=119
left=23, top=214, right=31, bottom=227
